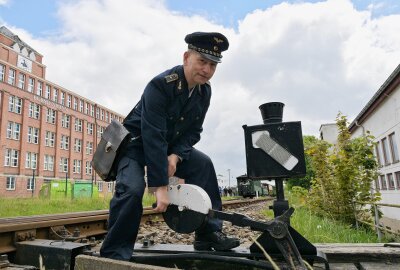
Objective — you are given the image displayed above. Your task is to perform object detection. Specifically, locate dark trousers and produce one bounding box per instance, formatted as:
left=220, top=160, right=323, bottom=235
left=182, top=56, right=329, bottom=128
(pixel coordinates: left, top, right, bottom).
left=100, top=148, right=222, bottom=261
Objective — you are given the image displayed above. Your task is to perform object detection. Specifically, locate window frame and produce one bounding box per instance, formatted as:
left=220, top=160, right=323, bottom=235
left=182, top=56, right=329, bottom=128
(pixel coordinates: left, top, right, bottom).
left=26, top=177, right=35, bottom=191
left=388, top=133, right=399, bottom=163
left=6, top=176, right=16, bottom=190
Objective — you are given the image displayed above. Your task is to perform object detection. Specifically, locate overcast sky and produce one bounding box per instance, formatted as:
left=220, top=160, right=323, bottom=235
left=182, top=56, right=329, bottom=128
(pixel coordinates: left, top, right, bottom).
left=1, top=0, right=400, bottom=186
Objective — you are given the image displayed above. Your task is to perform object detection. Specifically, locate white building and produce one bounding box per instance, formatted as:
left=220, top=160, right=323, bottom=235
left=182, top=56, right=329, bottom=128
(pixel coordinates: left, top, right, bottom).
left=349, top=64, right=400, bottom=223
left=319, top=123, right=339, bottom=145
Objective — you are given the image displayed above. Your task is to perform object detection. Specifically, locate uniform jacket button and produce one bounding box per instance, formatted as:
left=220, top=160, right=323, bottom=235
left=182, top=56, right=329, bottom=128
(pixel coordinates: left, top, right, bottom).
left=176, top=131, right=180, bottom=135
left=180, top=117, right=184, bottom=121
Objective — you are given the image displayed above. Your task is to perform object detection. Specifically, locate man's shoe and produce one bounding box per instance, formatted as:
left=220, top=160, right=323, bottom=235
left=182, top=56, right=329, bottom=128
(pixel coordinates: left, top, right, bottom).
left=193, top=231, right=240, bottom=251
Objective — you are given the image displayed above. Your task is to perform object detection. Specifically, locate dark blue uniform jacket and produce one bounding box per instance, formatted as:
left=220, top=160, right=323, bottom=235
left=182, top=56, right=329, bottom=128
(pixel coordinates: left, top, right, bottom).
left=123, top=65, right=211, bottom=188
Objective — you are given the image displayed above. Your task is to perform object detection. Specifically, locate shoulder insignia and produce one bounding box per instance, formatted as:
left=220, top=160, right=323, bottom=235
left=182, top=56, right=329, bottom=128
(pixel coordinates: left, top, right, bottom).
left=165, top=73, right=179, bottom=83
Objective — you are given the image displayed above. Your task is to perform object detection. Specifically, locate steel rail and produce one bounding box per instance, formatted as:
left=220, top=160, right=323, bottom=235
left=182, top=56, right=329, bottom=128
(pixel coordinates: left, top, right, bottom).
left=0, top=197, right=270, bottom=254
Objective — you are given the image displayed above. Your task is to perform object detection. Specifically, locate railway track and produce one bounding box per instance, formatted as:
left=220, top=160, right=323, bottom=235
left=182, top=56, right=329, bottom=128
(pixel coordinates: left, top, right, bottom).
left=2, top=197, right=400, bottom=270
left=0, top=197, right=271, bottom=255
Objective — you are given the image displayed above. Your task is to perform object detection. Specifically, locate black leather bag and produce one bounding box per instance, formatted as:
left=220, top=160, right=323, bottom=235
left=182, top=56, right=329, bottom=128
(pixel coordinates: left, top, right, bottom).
left=91, top=120, right=130, bottom=181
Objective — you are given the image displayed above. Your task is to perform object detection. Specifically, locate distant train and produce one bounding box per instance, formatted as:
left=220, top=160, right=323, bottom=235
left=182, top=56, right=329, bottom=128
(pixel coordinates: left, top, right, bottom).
left=236, top=175, right=275, bottom=198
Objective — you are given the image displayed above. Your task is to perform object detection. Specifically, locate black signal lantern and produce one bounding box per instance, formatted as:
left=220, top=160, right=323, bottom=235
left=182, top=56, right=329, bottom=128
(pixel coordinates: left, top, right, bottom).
left=243, top=102, right=317, bottom=257
left=242, top=102, right=306, bottom=180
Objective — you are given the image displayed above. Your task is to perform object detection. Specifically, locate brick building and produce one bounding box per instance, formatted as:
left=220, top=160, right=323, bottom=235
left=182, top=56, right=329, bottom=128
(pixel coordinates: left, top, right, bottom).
left=0, top=26, right=124, bottom=198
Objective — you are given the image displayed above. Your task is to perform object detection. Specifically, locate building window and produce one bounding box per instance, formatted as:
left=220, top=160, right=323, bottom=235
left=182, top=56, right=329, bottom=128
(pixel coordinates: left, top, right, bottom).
left=73, top=97, right=78, bottom=110
left=8, top=68, right=16, bottom=85
left=37, top=81, right=43, bottom=96
left=380, top=175, right=387, bottom=190
left=61, top=114, right=70, bottom=128
left=27, top=127, right=40, bottom=144
left=25, top=152, right=38, bottom=169
left=27, top=177, right=35, bottom=191
left=387, top=173, right=395, bottom=190
left=96, top=108, right=100, bottom=119
left=97, top=181, right=103, bottom=192
left=97, top=125, right=105, bottom=138
left=101, top=109, right=104, bottom=120
left=85, top=103, right=89, bottom=114
left=8, top=96, right=23, bottom=114
left=86, top=141, right=93, bottom=155
left=59, top=157, right=69, bottom=172
left=6, top=176, right=16, bottom=190
left=388, top=133, right=399, bottom=163
left=17, top=73, right=26, bottom=89
left=74, top=139, right=82, bottom=152
left=79, top=99, right=83, bottom=112
left=106, top=111, right=109, bottom=122
left=0, top=63, right=5, bottom=81
left=53, top=88, right=58, bottom=102
left=375, top=178, right=380, bottom=191
left=395, top=172, right=400, bottom=189
left=73, top=160, right=81, bottom=173
left=108, top=182, right=113, bottom=192
left=44, top=155, right=54, bottom=171
left=28, top=77, right=35, bottom=92
left=29, top=102, right=40, bottom=119
left=75, top=118, right=83, bottom=132
left=45, top=85, right=51, bottom=99
left=5, top=149, right=19, bottom=167
left=67, top=95, right=71, bottom=108
left=60, top=91, right=65, bottom=105
left=381, top=138, right=391, bottom=165
left=85, top=161, right=92, bottom=175
left=7, top=121, right=21, bottom=140
left=90, top=105, right=94, bottom=117
left=45, top=131, right=55, bottom=147
left=87, top=122, right=93, bottom=135
left=375, top=143, right=382, bottom=167
left=46, top=108, right=56, bottom=124
left=60, top=135, right=70, bottom=150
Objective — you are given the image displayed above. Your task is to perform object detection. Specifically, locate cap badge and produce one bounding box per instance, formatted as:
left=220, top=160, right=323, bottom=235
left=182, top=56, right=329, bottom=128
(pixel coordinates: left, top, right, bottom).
left=214, top=37, right=224, bottom=43
left=213, top=46, right=219, bottom=51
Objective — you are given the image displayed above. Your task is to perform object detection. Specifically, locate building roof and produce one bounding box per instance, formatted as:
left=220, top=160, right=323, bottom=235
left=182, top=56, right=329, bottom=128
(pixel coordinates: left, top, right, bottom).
left=348, top=64, right=400, bottom=133
left=319, top=123, right=336, bottom=131
left=0, top=26, right=41, bottom=55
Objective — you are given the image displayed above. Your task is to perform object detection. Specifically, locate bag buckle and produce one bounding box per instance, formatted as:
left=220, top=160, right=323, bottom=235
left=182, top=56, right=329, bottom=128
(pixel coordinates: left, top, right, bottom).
left=105, top=141, right=112, bottom=152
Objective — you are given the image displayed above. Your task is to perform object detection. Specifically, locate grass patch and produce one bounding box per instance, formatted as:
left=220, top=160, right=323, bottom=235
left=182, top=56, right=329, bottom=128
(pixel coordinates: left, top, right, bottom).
left=0, top=193, right=236, bottom=218
left=262, top=207, right=382, bottom=243
left=0, top=193, right=156, bottom=218
left=260, top=188, right=391, bottom=243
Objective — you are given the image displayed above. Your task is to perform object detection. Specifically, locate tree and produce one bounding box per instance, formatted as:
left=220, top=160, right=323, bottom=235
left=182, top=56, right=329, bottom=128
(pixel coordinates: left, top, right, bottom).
left=287, top=135, right=318, bottom=190
left=307, top=113, right=380, bottom=224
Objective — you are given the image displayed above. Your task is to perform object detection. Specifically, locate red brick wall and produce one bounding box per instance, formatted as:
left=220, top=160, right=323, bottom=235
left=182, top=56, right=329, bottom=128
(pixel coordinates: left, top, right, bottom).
left=0, top=35, right=124, bottom=198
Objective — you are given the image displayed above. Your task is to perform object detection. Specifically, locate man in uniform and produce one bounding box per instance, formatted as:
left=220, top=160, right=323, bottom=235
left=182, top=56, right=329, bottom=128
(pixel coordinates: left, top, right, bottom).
left=100, top=32, right=240, bottom=261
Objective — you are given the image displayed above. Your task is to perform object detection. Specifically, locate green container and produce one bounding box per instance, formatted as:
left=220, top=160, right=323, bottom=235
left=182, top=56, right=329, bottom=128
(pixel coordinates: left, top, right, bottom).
left=49, top=180, right=72, bottom=199
left=72, top=181, right=98, bottom=199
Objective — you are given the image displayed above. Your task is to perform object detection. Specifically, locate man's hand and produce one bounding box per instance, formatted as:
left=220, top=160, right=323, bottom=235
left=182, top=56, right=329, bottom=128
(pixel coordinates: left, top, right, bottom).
left=153, top=185, right=169, bottom=213
left=168, top=154, right=180, bottom=177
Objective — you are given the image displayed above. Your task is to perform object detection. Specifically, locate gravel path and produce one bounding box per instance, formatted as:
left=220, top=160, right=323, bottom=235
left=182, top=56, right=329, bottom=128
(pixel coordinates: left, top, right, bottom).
left=137, top=200, right=272, bottom=247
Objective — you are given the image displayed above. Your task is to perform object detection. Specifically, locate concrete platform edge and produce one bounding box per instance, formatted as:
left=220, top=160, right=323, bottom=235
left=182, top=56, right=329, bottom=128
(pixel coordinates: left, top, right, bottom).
left=75, top=255, right=178, bottom=270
